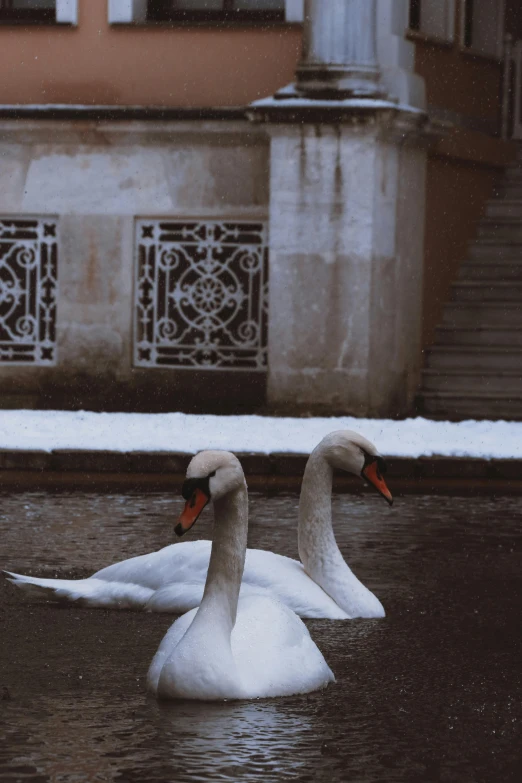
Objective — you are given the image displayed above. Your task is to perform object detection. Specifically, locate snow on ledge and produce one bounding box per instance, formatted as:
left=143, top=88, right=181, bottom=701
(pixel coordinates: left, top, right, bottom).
left=0, top=410, right=520, bottom=460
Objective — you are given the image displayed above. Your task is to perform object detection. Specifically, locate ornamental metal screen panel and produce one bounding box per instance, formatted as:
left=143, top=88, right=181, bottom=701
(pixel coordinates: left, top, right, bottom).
left=134, top=219, right=268, bottom=371
left=0, top=217, right=58, bottom=365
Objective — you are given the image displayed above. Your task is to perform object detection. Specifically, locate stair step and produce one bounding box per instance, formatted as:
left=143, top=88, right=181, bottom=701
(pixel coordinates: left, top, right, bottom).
left=451, top=281, right=522, bottom=302
left=420, top=391, right=522, bottom=420
left=458, top=263, right=522, bottom=280
left=425, top=346, right=522, bottom=371
left=435, top=325, right=522, bottom=347
left=497, top=183, right=522, bottom=194
left=501, top=165, right=522, bottom=179
left=502, top=167, right=522, bottom=181
left=422, top=369, right=522, bottom=393
left=478, top=225, right=522, bottom=241
left=481, top=214, right=522, bottom=223
left=469, top=240, right=522, bottom=256
left=443, top=302, right=522, bottom=327
left=485, top=200, right=522, bottom=219
left=492, top=187, right=522, bottom=199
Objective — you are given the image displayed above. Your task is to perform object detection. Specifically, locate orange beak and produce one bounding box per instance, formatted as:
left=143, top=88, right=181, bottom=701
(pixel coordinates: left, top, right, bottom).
left=362, top=461, right=393, bottom=506
left=175, top=488, right=209, bottom=537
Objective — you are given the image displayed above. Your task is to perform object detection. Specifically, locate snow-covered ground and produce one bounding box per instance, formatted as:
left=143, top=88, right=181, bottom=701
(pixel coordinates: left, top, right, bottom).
left=0, top=410, right=520, bottom=459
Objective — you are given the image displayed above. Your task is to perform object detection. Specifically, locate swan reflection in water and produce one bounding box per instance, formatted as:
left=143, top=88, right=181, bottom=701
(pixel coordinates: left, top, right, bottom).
left=157, top=698, right=316, bottom=778
left=1, top=693, right=316, bottom=782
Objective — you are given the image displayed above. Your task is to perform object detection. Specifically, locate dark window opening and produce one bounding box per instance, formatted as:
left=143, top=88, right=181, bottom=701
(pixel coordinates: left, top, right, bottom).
left=147, top=0, right=285, bottom=24
left=463, top=0, right=474, bottom=48
left=0, top=0, right=55, bottom=23
left=408, top=0, right=421, bottom=31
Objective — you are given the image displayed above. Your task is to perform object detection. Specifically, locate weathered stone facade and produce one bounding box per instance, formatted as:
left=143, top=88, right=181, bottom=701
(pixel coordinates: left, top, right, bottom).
left=0, top=1, right=432, bottom=415
left=0, top=116, right=269, bottom=411
left=261, top=115, right=427, bottom=416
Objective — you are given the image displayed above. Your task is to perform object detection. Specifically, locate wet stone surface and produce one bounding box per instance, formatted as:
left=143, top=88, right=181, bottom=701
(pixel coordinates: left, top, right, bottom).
left=0, top=490, right=521, bottom=782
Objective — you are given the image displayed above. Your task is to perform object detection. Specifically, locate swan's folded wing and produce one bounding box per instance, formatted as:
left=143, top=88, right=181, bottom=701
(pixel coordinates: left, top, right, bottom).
left=232, top=595, right=335, bottom=698
left=145, top=581, right=205, bottom=613
left=243, top=550, right=349, bottom=619
left=93, top=540, right=212, bottom=590
left=147, top=609, right=197, bottom=693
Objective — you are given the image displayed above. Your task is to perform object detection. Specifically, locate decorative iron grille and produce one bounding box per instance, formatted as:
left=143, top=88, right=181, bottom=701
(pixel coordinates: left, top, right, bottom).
left=134, top=219, right=268, bottom=371
left=0, top=217, right=58, bottom=364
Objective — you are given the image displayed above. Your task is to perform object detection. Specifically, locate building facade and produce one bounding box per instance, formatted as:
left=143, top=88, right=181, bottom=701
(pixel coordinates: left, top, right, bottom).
left=0, top=0, right=519, bottom=415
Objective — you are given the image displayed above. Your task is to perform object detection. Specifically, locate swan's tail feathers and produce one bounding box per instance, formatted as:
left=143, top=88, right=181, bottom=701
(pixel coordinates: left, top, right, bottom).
left=3, top=571, right=154, bottom=610
left=4, top=570, right=59, bottom=600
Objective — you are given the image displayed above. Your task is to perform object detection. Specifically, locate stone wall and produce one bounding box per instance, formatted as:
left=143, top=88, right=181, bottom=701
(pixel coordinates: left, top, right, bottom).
left=0, top=118, right=269, bottom=411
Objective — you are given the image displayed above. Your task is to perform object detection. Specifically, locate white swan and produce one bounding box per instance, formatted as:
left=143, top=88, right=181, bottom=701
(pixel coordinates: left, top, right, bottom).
left=5, top=430, right=393, bottom=620
left=147, top=449, right=334, bottom=700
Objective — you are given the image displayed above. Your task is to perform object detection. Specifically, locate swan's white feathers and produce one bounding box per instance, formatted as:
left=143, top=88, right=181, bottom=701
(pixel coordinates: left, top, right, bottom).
left=5, top=543, right=350, bottom=618
left=5, top=430, right=387, bottom=620
left=4, top=570, right=153, bottom=608
left=94, top=540, right=212, bottom=591
left=147, top=594, right=335, bottom=700
left=146, top=448, right=334, bottom=701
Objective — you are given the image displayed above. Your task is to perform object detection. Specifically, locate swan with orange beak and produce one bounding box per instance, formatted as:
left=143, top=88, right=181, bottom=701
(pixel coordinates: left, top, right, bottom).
left=7, top=431, right=393, bottom=620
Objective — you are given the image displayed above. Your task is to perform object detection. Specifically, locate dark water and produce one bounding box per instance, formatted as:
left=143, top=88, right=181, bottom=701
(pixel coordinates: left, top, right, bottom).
left=1, top=490, right=521, bottom=782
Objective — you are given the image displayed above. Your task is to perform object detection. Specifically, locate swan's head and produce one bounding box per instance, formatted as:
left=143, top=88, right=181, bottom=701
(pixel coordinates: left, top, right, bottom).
left=175, top=450, right=244, bottom=537
left=317, top=430, right=393, bottom=505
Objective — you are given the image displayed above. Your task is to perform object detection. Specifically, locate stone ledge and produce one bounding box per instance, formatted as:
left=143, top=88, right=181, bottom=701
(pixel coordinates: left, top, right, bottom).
left=247, top=96, right=429, bottom=131
left=0, top=450, right=521, bottom=492
left=0, top=105, right=248, bottom=122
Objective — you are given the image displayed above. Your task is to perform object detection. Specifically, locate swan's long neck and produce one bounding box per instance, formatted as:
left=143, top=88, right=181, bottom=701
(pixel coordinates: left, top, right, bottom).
left=193, top=481, right=248, bottom=636
left=298, top=448, right=370, bottom=617
left=152, top=478, right=249, bottom=699
left=298, top=449, right=341, bottom=575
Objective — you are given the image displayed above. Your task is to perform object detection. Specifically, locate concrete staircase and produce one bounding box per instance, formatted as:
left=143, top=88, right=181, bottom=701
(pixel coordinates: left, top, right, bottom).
left=418, top=160, right=522, bottom=420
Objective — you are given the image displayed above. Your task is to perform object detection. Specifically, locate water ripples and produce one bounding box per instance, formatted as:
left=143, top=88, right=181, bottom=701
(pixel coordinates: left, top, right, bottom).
left=1, top=490, right=521, bottom=781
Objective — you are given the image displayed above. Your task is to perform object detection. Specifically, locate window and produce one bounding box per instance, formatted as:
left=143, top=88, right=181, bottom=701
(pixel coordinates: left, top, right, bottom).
left=108, top=0, right=299, bottom=24
left=0, top=218, right=58, bottom=365
left=0, top=0, right=77, bottom=24
left=0, top=0, right=55, bottom=22
left=462, top=0, right=505, bottom=58
left=408, top=0, right=455, bottom=42
left=147, top=0, right=285, bottom=23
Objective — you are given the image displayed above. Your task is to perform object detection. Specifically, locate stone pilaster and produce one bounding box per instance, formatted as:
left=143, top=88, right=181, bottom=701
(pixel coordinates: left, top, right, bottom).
left=261, top=115, right=429, bottom=417
left=249, top=1, right=431, bottom=417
